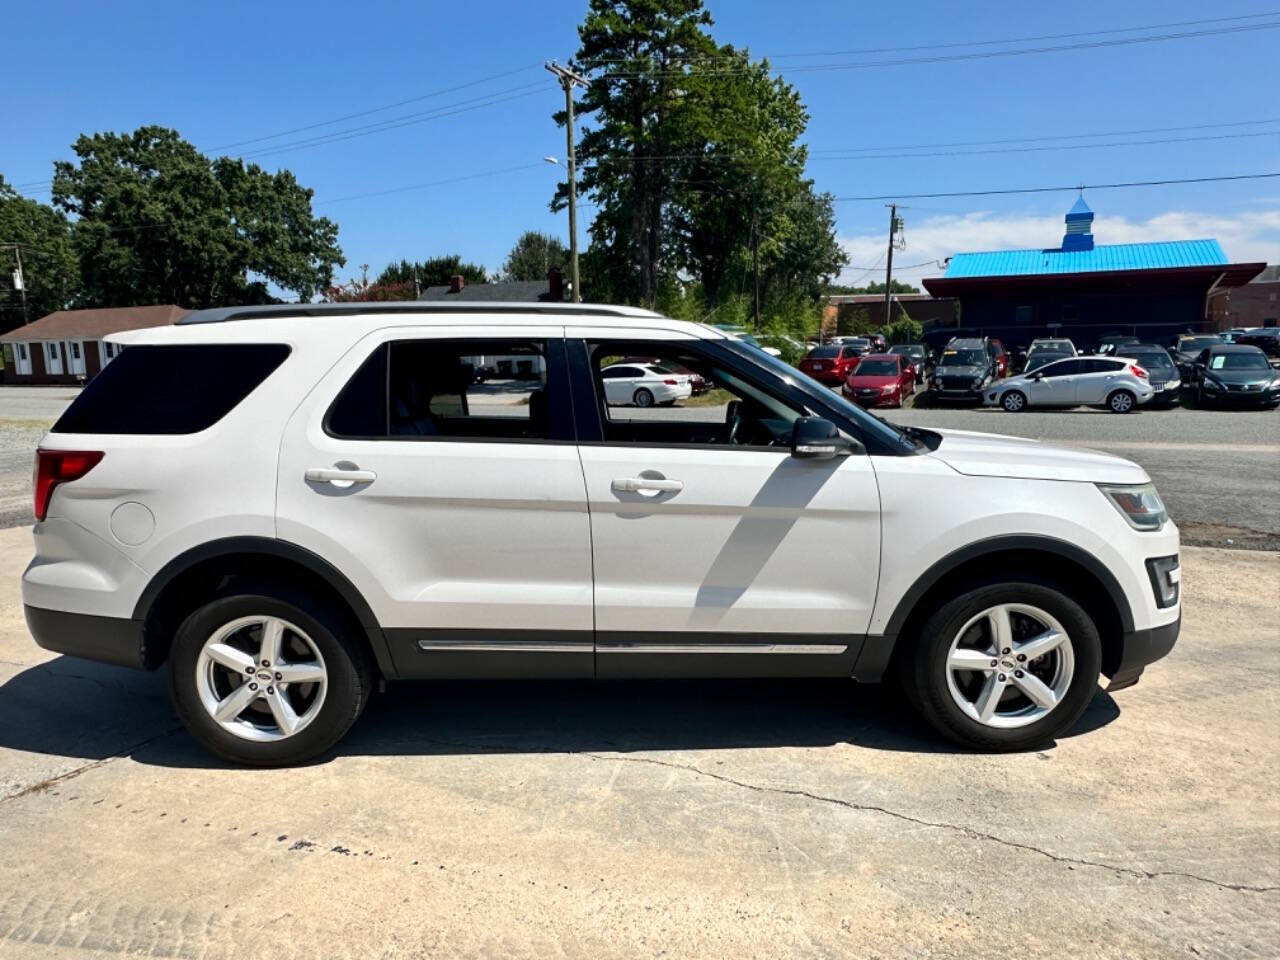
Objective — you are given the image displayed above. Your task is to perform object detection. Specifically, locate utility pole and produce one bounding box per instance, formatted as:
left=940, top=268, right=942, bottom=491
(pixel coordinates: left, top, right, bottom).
left=9, top=244, right=30, bottom=326
left=752, top=217, right=761, bottom=331
left=545, top=61, right=588, bottom=303
left=882, top=204, right=901, bottom=329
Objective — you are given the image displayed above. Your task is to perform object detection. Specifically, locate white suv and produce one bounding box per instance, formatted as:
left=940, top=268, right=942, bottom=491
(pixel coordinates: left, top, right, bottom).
left=23, top=303, right=1181, bottom=765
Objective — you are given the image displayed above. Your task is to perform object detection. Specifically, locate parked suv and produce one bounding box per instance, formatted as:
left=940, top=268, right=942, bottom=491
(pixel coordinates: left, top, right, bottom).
left=929, top=338, right=997, bottom=401
left=24, top=303, right=1180, bottom=765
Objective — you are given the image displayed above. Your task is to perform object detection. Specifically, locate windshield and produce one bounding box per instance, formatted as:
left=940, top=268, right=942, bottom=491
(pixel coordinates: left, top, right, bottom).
left=1210, top=352, right=1271, bottom=371
left=1127, top=351, right=1175, bottom=372
left=1029, top=341, right=1070, bottom=355
left=808, top=346, right=840, bottom=358
left=1025, top=353, right=1069, bottom=371
left=853, top=359, right=899, bottom=376
left=719, top=339, right=912, bottom=451
left=1178, top=336, right=1221, bottom=352
left=844, top=338, right=870, bottom=349
left=939, top=349, right=986, bottom=366
left=888, top=345, right=920, bottom=357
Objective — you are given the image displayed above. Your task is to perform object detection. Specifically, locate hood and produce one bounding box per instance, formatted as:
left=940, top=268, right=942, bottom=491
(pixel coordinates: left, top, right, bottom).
left=925, top=428, right=1150, bottom=484
left=1203, top=366, right=1275, bottom=385
left=847, top=373, right=898, bottom=387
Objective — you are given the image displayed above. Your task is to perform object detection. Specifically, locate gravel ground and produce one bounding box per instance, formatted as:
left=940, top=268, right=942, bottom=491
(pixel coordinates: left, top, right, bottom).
left=0, top=527, right=1276, bottom=959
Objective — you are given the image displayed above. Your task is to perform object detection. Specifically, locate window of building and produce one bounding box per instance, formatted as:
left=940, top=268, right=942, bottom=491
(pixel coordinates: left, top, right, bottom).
left=326, top=339, right=556, bottom=442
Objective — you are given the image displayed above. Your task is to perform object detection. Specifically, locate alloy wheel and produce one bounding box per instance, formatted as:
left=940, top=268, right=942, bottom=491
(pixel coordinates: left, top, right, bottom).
left=194, top=616, right=328, bottom=742
left=944, top=603, right=1075, bottom=729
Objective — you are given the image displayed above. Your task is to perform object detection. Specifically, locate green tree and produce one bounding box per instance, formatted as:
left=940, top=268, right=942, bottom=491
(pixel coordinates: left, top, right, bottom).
left=501, top=231, right=568, bottom=282
left=51, top=126, right=343, bottom=308
left=555, top=0, right=719, bottom=307
left=827, top=279, right=920, bottom=295
left=376, top=255, right=488, bottom=289
left=0, top=176, right=78, bottom=329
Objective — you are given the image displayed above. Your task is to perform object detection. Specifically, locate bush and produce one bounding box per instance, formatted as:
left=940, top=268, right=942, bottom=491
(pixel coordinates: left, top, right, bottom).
left=884, top=314, right=923, bottom=345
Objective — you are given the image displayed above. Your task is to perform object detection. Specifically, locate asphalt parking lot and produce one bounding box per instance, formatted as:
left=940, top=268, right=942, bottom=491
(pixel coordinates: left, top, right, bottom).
left=1, top=525, right=1277, bottom=958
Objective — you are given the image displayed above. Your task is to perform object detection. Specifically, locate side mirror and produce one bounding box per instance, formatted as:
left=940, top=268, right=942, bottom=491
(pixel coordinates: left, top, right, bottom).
left=792, top=417, right=856, bottom=460
left=1031, top=371, right=1044, bottom=381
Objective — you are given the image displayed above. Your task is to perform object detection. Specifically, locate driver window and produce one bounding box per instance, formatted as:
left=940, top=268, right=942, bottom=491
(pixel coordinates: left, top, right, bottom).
left=1040, top=359, right=1081, bottom=378
left=587, top=340, right=805, bottom=448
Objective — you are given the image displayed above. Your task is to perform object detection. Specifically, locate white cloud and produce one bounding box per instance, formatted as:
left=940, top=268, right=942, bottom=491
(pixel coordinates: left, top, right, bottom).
left=836, top=209, right=1280, bottom=285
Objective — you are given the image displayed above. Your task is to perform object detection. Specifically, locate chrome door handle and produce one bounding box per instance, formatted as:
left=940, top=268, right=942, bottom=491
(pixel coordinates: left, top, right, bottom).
left=306, top=467, right=377, bottom=484
left=612, top=476, right=683, bottom=494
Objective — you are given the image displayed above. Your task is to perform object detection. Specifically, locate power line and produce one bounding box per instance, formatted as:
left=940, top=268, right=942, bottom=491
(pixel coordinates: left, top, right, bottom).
left=206, top=63, right=544, bottom=152
left=810, top=117, right=1280, bottom=155
left=598, top=20, right=1280, bottom=80
left=316, top=162, right=547, bottom=205
left=814, top=129, right=1280, bottom=162
left=830, top=172, right=1280, bottom=203
left=582, top=10, right=1280, bottom=65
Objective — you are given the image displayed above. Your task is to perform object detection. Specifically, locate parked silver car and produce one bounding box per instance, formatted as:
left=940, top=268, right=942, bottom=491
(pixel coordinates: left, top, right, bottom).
left=986, top=356, right=1155, bottom=413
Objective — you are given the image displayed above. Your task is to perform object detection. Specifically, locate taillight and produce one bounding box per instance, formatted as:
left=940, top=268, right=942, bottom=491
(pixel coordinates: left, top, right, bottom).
left=1130, top=364, right=1149, bottom=379
left=663, top=378, right=678, bottom=385
left=33, top=449, right=103, bottom=522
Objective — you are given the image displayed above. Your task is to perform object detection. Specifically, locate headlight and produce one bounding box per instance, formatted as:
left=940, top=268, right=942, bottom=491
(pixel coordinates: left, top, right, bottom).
left=1203, top=378, right=1220, bottom=391
left=1098, top=483, right=1167, bottom=531
left=971, top=377, right=983, bottom=388
left=881, top=384, right=895, bottom=394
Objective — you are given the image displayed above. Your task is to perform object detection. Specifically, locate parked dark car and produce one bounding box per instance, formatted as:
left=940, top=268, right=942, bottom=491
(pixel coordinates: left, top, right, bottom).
left=1024, top=349, right=1074, bottom=374
left=888, top=343, right=931, bottom=383
left=1122, top=344, right=1182, bottom=408
left=1237, top=328, right=1280, bottom=360
left=866, top=333, right=887, bottom=353
left=1169, top=334, right=1224, bottom=379
left=1095, top=334, right=1140, bottom=356
left=1186, top=345, right=1280, bottom=408
left=930, top=338, right=997, bottom=402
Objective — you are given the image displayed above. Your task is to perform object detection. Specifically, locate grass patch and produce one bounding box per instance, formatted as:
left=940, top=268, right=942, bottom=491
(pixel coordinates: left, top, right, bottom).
left=678, top=388, right=734, bottom=407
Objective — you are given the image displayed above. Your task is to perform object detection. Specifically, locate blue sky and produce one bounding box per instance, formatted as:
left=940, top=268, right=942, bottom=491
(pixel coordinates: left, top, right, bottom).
left=5, top=0, right=1278, bottom=291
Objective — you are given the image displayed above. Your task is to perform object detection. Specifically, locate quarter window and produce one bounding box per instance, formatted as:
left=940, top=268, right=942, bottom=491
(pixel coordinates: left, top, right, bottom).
left=326, top=339, right=557, bottom=441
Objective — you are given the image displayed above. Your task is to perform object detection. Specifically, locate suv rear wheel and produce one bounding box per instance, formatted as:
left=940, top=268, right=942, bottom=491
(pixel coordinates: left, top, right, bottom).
left=906, top=581, right=1101, bottom=751
left=168, top=590, right=373, bottom=766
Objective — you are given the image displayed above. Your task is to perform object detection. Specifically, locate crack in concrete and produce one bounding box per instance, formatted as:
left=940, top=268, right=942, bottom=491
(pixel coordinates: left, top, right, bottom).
left=1, top=726, right=184, bottom=803
left=409, top=734, right=1279, bottom=896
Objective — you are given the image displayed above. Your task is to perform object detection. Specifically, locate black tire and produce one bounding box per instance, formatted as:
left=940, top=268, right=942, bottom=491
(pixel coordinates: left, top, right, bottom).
left=905, top=580, right=1102, bottom=751
left=633, top=387, right=655, bottom=408
left=168, top=589, right=374, bottom=766
left=1107, top=389, right=1135, bottom=414
left=1001, top=390, right=1027, bottom=413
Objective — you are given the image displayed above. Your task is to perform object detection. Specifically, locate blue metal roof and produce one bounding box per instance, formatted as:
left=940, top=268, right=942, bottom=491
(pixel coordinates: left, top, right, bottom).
left=943, top=239, right=1229, bottom=279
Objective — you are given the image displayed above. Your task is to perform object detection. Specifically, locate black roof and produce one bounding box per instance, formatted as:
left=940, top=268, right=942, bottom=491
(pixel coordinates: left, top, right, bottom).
left=1207, top=343, right=1269, bottom=353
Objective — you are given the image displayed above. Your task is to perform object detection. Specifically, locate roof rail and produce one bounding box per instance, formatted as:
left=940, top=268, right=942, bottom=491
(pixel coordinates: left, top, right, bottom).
left=176, top=301, right=654, bottom=325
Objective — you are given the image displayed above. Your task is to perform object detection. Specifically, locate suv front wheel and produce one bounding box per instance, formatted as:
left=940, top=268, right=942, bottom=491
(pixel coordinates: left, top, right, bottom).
left=168, top=590, right=374, bottom=766
left=906, top=581, right=1101, bottom=751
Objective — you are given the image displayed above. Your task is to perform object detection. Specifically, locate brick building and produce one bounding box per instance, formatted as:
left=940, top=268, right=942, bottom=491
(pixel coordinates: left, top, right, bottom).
left=0, top=305, right=188, bottom=384
left=1210, top=264, right=1279, bottom=330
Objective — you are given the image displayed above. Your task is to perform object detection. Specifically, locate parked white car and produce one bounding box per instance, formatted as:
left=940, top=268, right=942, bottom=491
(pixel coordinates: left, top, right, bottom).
left=601, top=362, right=694, bottom=407
left=986, top=356, right=1156, bottom=413
left=23, top=303, right=1179, bottom=765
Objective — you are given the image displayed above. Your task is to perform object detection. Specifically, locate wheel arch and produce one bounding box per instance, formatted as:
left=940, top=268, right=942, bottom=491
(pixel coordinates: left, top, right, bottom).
left=878, top=535, right=1133, bottom=680
left=133, top=537, right=395, bottom=677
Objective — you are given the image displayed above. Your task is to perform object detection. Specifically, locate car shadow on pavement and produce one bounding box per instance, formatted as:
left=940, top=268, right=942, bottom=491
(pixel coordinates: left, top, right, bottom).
left=0, top=657, right=1121, bottom=771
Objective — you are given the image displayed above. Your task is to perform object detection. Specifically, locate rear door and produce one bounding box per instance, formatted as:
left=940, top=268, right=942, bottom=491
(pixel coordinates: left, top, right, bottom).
left=276, top=327, right=594, bottom=679
left=569, top=330, right=881, bottom=677
left=1077, top=358, right=1126, bottom=403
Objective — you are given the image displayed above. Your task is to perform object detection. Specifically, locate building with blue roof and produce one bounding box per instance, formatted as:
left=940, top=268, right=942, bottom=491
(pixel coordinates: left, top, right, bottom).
left=922, top=198, right=1264, bottom=350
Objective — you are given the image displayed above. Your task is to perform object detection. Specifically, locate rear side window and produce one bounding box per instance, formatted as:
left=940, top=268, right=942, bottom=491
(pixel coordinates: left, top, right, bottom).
left=52, top=344, right=290, bottom=435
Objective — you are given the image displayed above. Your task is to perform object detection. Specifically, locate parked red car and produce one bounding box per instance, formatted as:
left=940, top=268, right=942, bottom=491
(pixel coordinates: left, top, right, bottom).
left=799, top=344, right=859, bottom=385
left=988, top=338, right=1009, bottom=378
left=842, top=353, right=916, bottom=408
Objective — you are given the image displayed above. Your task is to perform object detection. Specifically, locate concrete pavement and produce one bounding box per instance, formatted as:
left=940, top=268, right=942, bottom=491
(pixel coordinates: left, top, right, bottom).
left=0, top=525, right=1276, bottom=958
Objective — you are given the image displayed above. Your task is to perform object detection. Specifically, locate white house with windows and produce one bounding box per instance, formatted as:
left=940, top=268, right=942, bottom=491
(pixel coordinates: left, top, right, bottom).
left=1, top=305, right=188, bottom=384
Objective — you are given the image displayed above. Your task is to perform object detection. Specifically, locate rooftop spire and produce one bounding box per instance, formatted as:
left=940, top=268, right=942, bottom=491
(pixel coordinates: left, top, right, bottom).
left=1062, top=193, right=1095, bottom=251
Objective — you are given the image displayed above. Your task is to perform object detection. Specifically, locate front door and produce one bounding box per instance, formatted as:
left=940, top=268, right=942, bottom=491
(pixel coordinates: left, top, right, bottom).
left=1026, top=358, right=1081, bottom=405
left=276, top=328, right=593, bottom=678
left=570, top=333, right=881, bottom=677
left=44, top=341, right=63, bottom=375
